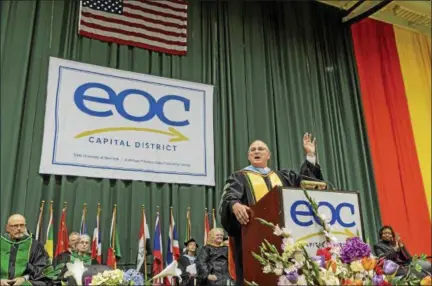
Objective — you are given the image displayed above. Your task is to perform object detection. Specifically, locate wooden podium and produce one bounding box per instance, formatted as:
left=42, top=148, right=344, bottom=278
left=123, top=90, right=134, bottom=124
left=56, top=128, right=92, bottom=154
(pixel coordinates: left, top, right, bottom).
left=241, top=186, right=364, bottom=285
left=241, top=187, right=284, bottom=285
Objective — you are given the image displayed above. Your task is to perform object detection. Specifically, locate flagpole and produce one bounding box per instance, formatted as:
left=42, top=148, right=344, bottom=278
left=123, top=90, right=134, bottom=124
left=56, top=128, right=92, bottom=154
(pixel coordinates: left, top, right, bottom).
left=204, top=207, right=208, bottom=245
left=112, top=204, right=117, bottom=263
left=170, top=206, right=176, bottom=286
left=82, top=203, right=87, bottom=234
left=156, top=205, right=160, bottom=285
left=187, top=206, right=191, bottom=241
left=142, top=205, right=148, bottom=282
left=36, top=200, right=45, bottom=240
left=212, top=208, right=216, bottom=229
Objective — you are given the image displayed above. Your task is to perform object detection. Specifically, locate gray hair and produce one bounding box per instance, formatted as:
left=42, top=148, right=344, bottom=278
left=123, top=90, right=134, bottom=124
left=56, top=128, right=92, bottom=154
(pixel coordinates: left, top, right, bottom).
left=79, top=234, right=91, bottom=242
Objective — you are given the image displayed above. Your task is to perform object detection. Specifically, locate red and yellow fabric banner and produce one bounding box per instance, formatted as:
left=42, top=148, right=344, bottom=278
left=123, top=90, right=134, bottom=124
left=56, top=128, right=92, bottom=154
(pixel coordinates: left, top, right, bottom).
left=351, top=19, right=431, bottom=256
left=393, top=27, right=431, bottom=215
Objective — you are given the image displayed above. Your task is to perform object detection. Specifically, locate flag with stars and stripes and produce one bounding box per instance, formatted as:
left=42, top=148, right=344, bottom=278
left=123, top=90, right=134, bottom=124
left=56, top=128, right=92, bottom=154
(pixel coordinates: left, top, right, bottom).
left=78, top=0, right=188, bottom=55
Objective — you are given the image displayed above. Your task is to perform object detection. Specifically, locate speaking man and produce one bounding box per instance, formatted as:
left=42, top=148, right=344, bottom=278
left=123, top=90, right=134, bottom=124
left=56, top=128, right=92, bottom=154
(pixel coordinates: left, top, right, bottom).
left=219, top=133, right=324, bottom=285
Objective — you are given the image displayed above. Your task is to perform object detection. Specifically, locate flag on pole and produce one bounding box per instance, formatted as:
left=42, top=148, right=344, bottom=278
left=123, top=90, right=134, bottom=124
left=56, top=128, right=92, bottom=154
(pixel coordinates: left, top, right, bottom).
left=166, top=208, right=180, bottom=263
left=55, top=203, right=69, bottom=257
left=80, top=203, right=87, bottom=235
left=166, top=208, right=180, bottom=285
left=185, top=207, right=191, bottom=242
left=35, top=201, right=45, bottom=241
left=152, top=209, right=163, bottom=285
left=204, top=209, right=210, bottom=245
left=212, top=208, right=217, bottom=229
left=78, top=0, right=189, bottom=56
left=137, top=205, right=151, bottom=278
left=44, top=202, right=54, bottom=259
left=107, top=204, right=122, bottom=269
left=92, top=203, right=102, bottom=264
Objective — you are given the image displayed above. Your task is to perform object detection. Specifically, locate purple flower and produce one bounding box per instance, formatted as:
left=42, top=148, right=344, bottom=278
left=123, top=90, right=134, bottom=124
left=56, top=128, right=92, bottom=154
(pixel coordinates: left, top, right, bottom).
left=383, top=260, right=399, bottom=275
left=372, top=274, right=384, bottom=285
left=340, top=237, right=371, bottom=263
left=312, top=256, right=325, bottom=268
left=286, top=271, right=298, bottom=284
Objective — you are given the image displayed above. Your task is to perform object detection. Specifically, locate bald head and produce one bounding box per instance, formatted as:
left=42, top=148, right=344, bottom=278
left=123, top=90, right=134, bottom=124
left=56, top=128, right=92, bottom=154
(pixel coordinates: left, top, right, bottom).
left=248, top=140, right=271, bottom=168
left=6, top=214, right=27, bottom=240
left=248, top=140, right=269, bottom=152
left=8, top=214, right=26, bottom=224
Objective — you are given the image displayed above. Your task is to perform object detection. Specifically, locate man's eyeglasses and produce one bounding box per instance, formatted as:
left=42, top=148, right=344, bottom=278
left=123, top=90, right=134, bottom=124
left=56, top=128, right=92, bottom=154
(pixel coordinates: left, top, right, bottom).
left=8, top=224, right=26, bottom=229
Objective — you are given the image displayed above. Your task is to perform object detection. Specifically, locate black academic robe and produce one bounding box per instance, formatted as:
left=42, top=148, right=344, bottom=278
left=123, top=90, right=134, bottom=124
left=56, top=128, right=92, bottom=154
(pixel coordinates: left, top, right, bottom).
left=177, top=255, right=198, bottom=286
left=219, top=160, right=323, bottom=285
left=373, top=240, right=412, bottom=265
left=196, top=245, right=231, bottom=285
left=52, top=251, right=71, bottom=269
left=0, top=234, right=51, bottom=285
left=54, top=251, right=99, bottom=283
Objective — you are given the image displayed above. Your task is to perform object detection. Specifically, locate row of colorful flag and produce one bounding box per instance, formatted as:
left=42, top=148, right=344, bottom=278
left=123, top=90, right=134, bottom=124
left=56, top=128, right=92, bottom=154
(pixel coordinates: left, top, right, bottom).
left=34, top=201, right=218, bottom=275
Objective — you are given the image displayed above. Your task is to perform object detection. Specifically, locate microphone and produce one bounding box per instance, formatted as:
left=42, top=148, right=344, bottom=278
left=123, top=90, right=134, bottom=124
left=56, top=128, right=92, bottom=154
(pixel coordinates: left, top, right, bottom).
left=287, top=170, right=338, bottom=191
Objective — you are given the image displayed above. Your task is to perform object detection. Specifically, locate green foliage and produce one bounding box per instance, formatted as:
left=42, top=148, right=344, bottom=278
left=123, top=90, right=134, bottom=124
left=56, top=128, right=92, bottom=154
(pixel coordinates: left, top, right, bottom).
left=42, top=262, right=65, bottom=280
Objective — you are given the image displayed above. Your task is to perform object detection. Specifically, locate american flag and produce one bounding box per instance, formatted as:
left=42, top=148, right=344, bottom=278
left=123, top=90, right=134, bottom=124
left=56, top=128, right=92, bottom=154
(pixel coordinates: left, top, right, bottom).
left=78, top=0, right=188, bottom=55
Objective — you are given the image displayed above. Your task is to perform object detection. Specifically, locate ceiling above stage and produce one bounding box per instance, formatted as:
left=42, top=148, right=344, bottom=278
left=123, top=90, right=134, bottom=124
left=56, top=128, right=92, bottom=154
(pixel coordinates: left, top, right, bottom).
left=317, top=0, right=431, bottom=36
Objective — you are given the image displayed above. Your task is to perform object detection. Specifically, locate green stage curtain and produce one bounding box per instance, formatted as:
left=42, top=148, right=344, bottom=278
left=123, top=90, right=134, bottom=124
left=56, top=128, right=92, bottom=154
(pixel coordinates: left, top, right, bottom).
left=1, top=0, right=381, bottom=267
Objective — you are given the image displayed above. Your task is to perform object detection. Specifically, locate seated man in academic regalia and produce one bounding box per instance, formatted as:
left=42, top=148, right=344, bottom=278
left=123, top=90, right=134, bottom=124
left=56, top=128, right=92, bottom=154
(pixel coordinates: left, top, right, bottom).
left=52, top=232, right=80, bottom=268
left=178, top=238, right=199, bottom=286
left=219, top=133, right=324, bottom=286
left=1, top=214, right=51, bottom=286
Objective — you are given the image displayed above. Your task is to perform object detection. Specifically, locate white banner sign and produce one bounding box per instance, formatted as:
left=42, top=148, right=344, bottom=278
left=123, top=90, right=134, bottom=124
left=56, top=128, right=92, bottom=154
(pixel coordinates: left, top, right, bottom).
left=282, top=188, right=364, bottom=254
left=40, top=57, right=215, bottom=185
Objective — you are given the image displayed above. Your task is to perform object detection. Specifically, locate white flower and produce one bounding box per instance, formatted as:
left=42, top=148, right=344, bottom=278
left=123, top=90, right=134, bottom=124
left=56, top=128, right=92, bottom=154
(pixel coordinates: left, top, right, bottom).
left=350, top=260, right=365, bottom=272
left=320, top=269, right=340, bottom=285
left=274, top=262, right=284, bottom=276
left=274, top=268, right=284, bottom=276
left=263, top=265, right=272, bottom=274
left=293, top=251, right=305, bottom=265
left=297, top=275, right=308, bottom=286
left=273, top=225, right=292, bottom=238
left=281, top=238, right=294, bottom=251
left=318, top=213, right=331, bottom=223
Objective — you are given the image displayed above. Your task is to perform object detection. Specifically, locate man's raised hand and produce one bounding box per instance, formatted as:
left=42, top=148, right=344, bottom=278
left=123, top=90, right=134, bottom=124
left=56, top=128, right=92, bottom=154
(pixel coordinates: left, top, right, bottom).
left=303, top=132, right=316, bottom=156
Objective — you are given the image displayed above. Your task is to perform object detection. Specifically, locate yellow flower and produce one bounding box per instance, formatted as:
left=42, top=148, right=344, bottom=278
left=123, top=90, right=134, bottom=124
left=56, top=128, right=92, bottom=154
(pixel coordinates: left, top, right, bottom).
left=361, top=257, right=377, bottom=271
left=350, top=260, right=365, bottom=272
left=421, top=276, right=432, bottom=286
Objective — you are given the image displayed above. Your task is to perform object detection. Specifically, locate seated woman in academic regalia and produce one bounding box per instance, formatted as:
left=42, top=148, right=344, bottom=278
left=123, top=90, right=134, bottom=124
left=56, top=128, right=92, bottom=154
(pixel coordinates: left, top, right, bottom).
left=196, top=228, right=233, bottom=285
left=178, top=238, right=199, bottom=286
left=57, top=234, right=99, bottom=283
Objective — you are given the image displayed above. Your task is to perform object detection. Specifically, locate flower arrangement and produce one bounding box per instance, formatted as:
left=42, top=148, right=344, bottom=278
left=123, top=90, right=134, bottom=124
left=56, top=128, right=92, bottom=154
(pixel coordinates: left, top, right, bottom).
left=89, top=269, right=124, bottom=285
left=85, top=260, right=182, bottom=285
left=248, top=190, right=431, bottom=286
